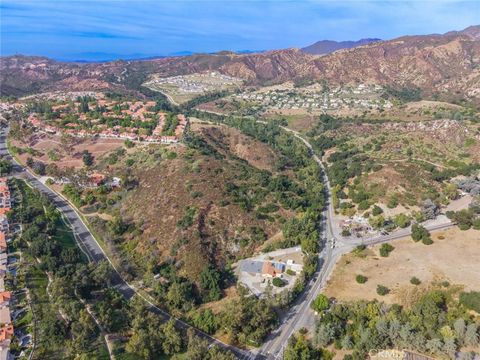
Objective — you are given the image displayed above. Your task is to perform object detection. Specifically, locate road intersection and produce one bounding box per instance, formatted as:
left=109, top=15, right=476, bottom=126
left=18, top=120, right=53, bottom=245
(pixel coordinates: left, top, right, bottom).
left=0, top=123, right=453, bottom=360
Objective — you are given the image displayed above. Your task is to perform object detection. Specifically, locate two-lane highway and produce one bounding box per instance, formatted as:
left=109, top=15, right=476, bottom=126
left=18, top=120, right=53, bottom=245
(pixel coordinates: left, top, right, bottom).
left=257, top=126, right=453, bottom=359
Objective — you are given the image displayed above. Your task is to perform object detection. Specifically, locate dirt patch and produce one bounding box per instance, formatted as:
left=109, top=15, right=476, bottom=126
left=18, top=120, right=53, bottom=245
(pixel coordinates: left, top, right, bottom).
left=192, top=123, right=278, bottom=171
left=324, top=227, right=480, bottom=305
left=13, top=133, right=124, bottom=169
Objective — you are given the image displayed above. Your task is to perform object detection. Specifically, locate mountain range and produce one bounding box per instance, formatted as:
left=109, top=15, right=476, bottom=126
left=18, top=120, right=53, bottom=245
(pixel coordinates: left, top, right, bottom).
left=301, top=38, right=381, bottom=55
left=1, top=25, right=479, bottom=104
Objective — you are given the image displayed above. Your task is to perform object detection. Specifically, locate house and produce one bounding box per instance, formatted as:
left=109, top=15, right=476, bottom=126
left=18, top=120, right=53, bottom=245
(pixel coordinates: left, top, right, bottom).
left=0, top=233, right=6, bottom=253
left=261, top=261, right=285, bottom=278
left=286, top=259, right=303, bottom=273
left=87, top=173, right=106, bottom=188
left=0, top=324, right=13, bottom=346
left=0, top=218, right=8, bottom=233
left=239, top=260, right=264, bottom=275
left=0, top=293, right=11, bottom=308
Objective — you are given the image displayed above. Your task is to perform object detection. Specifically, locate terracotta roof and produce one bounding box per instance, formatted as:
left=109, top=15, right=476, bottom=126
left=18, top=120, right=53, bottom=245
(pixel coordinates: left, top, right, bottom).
left=262, top=262, right=278, bottom=277
left=0, top=233, right=5, bottom=251
left=0, top=325, right=13, bottom=341
left=0, top=292, right=11, bottom=303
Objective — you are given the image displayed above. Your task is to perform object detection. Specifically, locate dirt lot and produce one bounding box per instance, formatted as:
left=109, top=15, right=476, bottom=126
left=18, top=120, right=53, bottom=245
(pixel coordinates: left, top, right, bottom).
left=12, top=134, right=124, bottom=169
left=324, top=227, right=480, bottom=305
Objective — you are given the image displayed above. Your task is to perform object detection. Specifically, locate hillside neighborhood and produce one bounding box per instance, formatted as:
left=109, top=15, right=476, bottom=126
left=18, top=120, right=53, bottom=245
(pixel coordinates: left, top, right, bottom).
left=24, top=93, right=188, bottom=144
left=0, top=178, right=16, bottom=360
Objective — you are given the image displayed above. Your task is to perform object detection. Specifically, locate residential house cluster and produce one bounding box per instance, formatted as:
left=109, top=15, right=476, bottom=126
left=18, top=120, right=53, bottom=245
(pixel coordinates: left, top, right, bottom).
left=232, top=83, right=392, bottom=112
left=0, top=178, right=12, bottom=360
left=145, top=71, right=241, bottom=94
left=28, top=103, right=188, bottom=144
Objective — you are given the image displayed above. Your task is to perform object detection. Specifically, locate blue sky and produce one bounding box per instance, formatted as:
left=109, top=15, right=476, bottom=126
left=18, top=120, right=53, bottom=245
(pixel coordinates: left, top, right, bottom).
left=1, top=0, right=478, bottom=61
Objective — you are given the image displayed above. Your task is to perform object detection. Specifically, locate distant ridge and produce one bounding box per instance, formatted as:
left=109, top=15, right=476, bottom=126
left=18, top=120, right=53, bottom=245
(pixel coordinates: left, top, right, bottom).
left=301, top=38, right=381, bottom=55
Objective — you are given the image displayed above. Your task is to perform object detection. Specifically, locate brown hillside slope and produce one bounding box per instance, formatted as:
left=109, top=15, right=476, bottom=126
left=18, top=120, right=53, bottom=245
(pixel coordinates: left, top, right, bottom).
left=1, top=26, right=479, bottom=102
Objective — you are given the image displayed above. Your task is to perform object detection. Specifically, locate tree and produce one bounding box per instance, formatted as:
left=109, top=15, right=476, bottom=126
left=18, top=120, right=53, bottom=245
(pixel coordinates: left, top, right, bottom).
left=444, top=183, right=459, bottom=200
left=369, top=215, right=385, bottom=229
left=311, top=294, right=329, bottom=313
left=32, top=160, right=46, bottom=175
left=185, top=331, right=209, bottom=360
left=284, top=333, right=318, bottom=360
left=379, top=243, right=394, bottom=257
left=192, top=309, right=218, bottom=334
left=0, top=159, right=12, bottom=175
left=314, top=323, right=334, bottom=347
left=126, top=312, right=165, bottom=359
left=199, top=265, right=222, bottom=302
left=166, top=281, right=193, bottom=312
left=411, top=224, right=431, bottom=243
left=421, top=199, right=439, bottom=220
left=454, top=318, right=466, bottom=345
left=442, top=338, right=456, bottom=359
left=161, top=319, right=182, bottom=355
left=92, top=260, right=114, bottom=287
left=426, top=338, right=443, bottom=354
left=82, top=150, right=94, bottom=166
left=394, top=213, right=411, bottom=228
left=464, top=323, right=479, bottom=346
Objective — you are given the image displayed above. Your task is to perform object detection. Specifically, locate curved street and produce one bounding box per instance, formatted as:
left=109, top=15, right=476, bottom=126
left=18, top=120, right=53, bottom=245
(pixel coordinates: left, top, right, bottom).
left=0, top=127, right=252, bottom=360
left=257, top=126, right=453, bottom=359
left=1, top=124, right=453, bottom=360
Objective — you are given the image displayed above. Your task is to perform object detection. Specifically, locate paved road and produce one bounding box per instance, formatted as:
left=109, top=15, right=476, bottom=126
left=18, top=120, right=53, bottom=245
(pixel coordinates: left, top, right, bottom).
left=256, top=126, right=453, bottom=359
left=2, top=122, right=453, bottom=360
left=0, top=128, right=252, bottom=360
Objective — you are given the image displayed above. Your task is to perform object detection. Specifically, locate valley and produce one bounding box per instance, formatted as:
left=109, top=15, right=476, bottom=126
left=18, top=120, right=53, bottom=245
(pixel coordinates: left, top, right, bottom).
left=0, top=20, right=479, bottom=360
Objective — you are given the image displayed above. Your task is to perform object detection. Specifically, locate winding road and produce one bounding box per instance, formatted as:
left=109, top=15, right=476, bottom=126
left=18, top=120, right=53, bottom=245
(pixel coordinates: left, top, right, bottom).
left=256, top=125, right=453, bottom=359
left=1, top=122, right=454, bottom=360
left=0, top=127, right=252, bottom=360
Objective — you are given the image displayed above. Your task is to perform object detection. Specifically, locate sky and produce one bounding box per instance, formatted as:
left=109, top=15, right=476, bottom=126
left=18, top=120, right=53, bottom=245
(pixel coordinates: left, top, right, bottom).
left=1, top=0, right=479, bottom=61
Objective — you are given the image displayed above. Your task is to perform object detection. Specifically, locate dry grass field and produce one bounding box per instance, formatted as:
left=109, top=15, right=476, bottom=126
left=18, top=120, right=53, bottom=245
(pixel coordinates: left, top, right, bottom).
left=12, top=134, right=124, bottom=169
left=324, top=227, right=480, bottom=305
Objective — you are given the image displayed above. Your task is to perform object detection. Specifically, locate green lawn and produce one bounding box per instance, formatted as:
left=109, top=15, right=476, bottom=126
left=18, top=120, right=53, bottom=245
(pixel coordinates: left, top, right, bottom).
left=14, top=307, right=32, bottom=330
left=52, top=218, right=77, bottom=249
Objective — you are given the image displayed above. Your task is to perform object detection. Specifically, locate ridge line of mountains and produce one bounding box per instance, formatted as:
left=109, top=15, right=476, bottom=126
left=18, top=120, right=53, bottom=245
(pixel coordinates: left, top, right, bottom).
left=1, top=25, right=479, bottom=105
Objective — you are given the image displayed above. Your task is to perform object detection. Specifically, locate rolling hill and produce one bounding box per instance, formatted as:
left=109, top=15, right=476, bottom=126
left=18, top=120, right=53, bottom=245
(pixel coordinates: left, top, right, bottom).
left=1, top=25, right=479, bottom=104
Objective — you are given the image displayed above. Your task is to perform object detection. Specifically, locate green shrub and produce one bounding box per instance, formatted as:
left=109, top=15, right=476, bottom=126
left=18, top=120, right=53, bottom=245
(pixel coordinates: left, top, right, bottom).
left=356, top=275, right=367, bottom=284
left=272, top=277, right=285, bottom=287
left=379, top=243, right=395, bottom=257
left=358, top=200, right=370, bottom=211
left=459, top=291, right=480, bottom=313
left=376, top=285, right=389, bottom=296
left=341, top=229, right=351, bottom=237
left=176, top=206, right=198, bottom=229
left=371, top=205, right=383, bottom=216
left=394, top=213, right=411, bottom=228
left=410, top=277, right=421, bottom=285
left=286, top=269, right=296, bottom=276
left=422, top=236, right=433, bottom=245
left=387, top=195, right=399, bottom=209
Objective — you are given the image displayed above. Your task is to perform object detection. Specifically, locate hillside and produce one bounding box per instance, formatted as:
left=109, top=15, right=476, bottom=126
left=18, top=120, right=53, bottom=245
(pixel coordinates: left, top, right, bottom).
left=1, top=26, right=479, bottom=104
